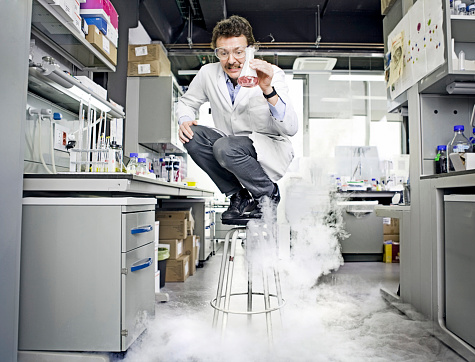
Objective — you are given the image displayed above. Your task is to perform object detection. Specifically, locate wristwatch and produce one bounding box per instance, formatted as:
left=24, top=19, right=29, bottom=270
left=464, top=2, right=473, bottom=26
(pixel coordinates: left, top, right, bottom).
left=263, top=86, right=277, bottom=99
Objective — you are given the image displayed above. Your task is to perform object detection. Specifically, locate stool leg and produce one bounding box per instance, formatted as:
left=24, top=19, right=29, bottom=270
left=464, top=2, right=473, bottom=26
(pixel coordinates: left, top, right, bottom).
left=247, top=260, right=253, bottom=324
left=274, top=267, right=284, bottom=326
left=212, top=228, right=233, bottom=328
left=262, top=266, right=273, bottom=345
left=221, top=228, right=240, bottom=336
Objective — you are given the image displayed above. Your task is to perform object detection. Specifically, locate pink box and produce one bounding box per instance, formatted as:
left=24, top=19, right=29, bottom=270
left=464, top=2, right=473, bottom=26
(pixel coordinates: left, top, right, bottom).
left=81, top=0, right=118, bottom=30
left=107, top=0, right=118, bottom=30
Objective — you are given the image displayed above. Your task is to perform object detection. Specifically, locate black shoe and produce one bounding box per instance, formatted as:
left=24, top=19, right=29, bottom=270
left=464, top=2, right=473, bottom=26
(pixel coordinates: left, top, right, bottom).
left=221, top=189, right=255, bottom=220
left=248, top=184, right=280, bottom=219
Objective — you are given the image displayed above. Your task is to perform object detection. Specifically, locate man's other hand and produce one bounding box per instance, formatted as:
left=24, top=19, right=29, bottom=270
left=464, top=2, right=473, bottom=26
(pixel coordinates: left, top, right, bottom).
left=179, top=120, right=198, bottom=143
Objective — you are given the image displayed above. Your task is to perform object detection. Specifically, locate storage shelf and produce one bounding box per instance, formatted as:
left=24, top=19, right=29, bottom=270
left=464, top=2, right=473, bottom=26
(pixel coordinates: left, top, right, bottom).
left=28, top=66, right=125, bottom=118
left=32, top=0, right=116, bottom=72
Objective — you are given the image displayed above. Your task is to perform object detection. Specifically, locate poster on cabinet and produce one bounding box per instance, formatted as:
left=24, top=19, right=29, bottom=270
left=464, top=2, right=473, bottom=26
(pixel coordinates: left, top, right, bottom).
left=388, top=0, right=445, bottom=99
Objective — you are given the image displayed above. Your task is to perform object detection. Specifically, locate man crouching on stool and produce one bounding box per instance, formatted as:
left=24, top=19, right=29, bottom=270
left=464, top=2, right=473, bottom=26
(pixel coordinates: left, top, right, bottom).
left=177, top=15, right=298, bottom=222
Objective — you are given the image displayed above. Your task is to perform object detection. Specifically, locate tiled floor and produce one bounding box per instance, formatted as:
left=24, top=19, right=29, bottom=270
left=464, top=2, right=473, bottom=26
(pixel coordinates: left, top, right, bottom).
left=119, top=240, right=466, bottom=362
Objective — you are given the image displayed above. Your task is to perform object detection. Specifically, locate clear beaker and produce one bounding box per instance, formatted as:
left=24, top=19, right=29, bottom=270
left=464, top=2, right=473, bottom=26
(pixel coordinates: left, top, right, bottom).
left=238, top=45, right=259, bottom=88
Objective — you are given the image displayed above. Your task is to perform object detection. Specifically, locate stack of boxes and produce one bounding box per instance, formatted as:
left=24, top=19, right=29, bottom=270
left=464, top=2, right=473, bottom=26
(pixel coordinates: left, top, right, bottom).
left=80, top=0, right=119, bottom=65
left=155, top=209, right=200, bottom=282
left=383, top=218, right=400, bottom=263
left=48, top=0, right=82, bottom=34
left=127, top=43, right=171, bottom=77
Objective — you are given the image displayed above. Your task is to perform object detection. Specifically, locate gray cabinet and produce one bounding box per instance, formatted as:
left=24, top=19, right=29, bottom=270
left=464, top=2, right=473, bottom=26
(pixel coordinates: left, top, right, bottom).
left=19, top=197, right=156, bottom=352
left=444, top=195, right=475, bottom=349
left=126, top=76, right=184, bottom=154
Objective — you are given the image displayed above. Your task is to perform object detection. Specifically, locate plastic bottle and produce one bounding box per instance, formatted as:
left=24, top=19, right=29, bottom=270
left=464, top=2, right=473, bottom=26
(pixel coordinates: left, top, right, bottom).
left=458, top=2, right=467, bottom=14
left=136, top=157, right=147, bottom=176
left=126, top=152, right=138, bottom=174
left=435, top=145, right=448, bottom=174
left=448, top=125, right=471, bottom=171
left=371, top=178, right=377, bottom=191
left=459, top=50, right=466, bottom=70
left=336, top=177, right=342, bottom=191
left=469, top=127, right=475, bottom=146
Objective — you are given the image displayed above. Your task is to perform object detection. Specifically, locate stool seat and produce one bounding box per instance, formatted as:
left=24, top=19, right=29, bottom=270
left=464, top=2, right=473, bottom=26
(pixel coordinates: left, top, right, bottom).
left=211, top=224, right=285, bottom=344
left=221, top=216, right=255, bottom=225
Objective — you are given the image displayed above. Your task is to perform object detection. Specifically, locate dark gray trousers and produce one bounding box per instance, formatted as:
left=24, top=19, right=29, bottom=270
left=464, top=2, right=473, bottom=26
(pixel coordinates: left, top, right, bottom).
left=184, top=125, right=274, bottom=198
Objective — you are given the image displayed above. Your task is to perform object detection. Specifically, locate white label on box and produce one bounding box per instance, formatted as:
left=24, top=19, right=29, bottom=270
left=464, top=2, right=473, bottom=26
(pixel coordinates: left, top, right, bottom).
left=135, top=46, right=148, bottom=57
left=184, top=261, right=189, bottom=276
left=102, top=35, right=110, bottom=54
left=138, top=64, right=151, bottom=74
left=177, top=242, right=183, bottom=256
left=382, top=217, right=391, bottom=225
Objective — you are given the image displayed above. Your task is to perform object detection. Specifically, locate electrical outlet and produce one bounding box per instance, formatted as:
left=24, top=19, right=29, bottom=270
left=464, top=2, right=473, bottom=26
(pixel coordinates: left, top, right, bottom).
left=53, top=123, right=69, bottom=151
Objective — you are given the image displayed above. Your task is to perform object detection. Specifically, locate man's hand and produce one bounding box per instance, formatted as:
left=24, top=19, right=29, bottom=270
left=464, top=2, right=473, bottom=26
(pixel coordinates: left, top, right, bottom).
left=179, top=120, right=198, bottom=143
left=249, top=59, right=274, bottom=93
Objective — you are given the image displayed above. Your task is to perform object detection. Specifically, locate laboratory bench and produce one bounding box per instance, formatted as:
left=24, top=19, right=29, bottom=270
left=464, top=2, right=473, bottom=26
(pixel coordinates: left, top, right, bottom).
left=19, top=173, right=216, bottom=357
left=23, top=173, right=216, bottom=262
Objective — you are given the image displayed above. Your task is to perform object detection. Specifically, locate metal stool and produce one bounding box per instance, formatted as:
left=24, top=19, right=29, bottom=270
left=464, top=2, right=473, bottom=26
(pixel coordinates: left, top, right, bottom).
left=210, top=219, right=285, bottom=344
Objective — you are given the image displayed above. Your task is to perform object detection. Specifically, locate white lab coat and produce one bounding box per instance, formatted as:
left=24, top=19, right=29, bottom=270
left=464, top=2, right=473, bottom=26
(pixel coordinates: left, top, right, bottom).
left=176, top=62, right=298, bottom=182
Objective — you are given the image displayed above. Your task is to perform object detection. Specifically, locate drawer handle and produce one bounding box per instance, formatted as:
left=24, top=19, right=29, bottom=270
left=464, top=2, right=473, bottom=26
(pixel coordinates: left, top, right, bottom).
left=131, top=225, right=153, bottom=234
left=131, top=257, right=153, bottom=272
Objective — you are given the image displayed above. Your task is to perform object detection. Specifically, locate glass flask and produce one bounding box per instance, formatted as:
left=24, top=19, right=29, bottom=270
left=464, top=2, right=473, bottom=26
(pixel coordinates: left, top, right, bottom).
left=238, top=46, right=259, bottom=88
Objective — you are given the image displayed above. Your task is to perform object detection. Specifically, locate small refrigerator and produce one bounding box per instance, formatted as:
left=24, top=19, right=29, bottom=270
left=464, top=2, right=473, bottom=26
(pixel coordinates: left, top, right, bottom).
left=444, top=194, right=475, bottom=349
left=338, top=200, right=383, bottom=261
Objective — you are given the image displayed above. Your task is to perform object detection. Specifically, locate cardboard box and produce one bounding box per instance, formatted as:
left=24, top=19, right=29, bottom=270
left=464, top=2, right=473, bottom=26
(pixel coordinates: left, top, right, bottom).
left=184, top=235, right=198, bottom=275
left=166, top=255, right=190, bottom=282
left=85, top=24, right=117, bottom=65
left=383, top=217, right=399, bottom=235
left=156, top=210, right=193, bottom=238
left=194, top=245, right=199, bottom=268
left=383, top=234, right=400, bottom=243
left=383, top=242, right=400, bottom=263
left=159, top=239, right=183, bottom=260
left=127, top=59, right=171, bottom=77
left=128, top=43, right=167, bottom=62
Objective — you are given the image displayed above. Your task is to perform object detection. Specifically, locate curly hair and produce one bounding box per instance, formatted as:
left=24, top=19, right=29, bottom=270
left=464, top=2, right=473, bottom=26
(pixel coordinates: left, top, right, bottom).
left=211, top=15, right=255, bottom=49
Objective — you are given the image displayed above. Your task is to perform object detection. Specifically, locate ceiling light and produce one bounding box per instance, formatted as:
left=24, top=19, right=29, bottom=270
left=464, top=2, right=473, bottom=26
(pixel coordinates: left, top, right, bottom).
left=292, top=57, right=337, bottom=71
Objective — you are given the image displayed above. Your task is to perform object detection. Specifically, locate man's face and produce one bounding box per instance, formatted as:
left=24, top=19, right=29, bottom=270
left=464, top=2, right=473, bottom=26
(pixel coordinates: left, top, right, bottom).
left=215, top=35, right=248, bottom=82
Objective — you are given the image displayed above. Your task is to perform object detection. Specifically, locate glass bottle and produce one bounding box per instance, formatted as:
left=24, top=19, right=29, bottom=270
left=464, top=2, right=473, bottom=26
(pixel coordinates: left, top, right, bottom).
left=435, top=145, right=448, bottom=174
left=238, top=46, right=259, bottom=88
left=108, top=140, right=122, bottom=173
left=136, top=157, right=147, bottom=176
left=448, top=125, right=471, bottom=171
left=126, top=152, right=138, bottom=174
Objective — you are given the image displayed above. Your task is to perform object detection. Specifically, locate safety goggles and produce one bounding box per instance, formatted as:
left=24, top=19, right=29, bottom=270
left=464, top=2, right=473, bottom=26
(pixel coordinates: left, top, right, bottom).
left=214, top=46, right=247, bottom=60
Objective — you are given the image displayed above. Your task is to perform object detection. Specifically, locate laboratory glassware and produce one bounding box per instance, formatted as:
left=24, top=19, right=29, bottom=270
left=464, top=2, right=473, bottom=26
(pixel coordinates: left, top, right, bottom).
left=238, top=46, right=259, bottom=88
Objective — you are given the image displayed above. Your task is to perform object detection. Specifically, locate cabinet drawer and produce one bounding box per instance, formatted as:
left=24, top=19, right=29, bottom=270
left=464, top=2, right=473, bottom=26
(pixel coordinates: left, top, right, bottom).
left=123, top=210, right=155, bottom=252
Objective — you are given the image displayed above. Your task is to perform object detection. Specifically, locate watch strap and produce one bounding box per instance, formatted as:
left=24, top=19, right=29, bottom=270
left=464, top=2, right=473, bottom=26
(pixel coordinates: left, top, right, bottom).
left=263, top=86, right=277, bottom=99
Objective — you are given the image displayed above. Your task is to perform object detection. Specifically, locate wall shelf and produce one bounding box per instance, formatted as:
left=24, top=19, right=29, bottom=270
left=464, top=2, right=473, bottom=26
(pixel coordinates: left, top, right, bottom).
left=28, top=66, right=125, bottom=119
left=32, top=0, right=116, bottom=72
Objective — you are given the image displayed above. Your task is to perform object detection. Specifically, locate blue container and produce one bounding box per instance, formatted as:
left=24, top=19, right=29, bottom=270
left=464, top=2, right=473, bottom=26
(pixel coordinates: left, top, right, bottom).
left=83, top=16, right=107, bottom=35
